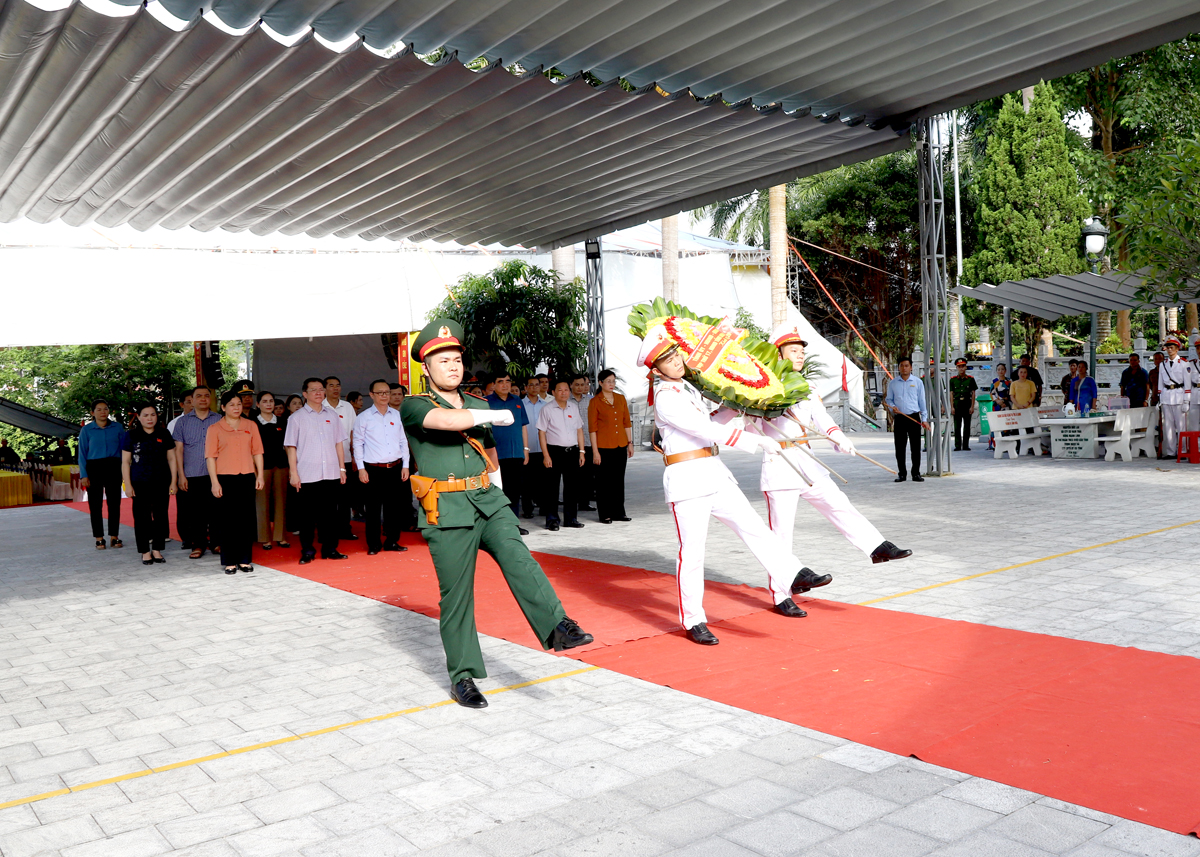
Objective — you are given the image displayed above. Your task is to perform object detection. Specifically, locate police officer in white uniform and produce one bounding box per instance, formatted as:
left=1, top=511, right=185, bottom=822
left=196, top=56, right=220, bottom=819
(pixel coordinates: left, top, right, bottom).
left=1159, top=336, right=1191, bottom=458
left=737, top=325, right=912, bottom=583
left=640, top=324, right=811, bottom=646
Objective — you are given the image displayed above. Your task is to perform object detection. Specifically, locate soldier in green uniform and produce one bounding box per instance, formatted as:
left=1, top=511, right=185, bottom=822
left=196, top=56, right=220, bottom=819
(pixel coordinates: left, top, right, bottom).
left=400, top=319, right=594, bottom=709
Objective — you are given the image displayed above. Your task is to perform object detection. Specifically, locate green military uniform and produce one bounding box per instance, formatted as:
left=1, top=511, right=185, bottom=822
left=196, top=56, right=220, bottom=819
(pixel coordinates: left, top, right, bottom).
left=400, top=324, right=567, bottom=685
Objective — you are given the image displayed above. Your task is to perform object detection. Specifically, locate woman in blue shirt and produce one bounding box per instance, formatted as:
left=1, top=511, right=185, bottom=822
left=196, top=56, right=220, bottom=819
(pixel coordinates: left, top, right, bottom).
left=120, top=404, right=177, bottom=564
left=78, top=399, right=127, bottom=550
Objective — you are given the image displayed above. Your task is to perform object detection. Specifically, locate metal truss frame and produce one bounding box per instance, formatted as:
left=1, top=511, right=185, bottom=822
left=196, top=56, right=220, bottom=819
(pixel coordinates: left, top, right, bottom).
left=584, top=238, right=605, bottom=382
left=918, top=117, right=954, bottom=476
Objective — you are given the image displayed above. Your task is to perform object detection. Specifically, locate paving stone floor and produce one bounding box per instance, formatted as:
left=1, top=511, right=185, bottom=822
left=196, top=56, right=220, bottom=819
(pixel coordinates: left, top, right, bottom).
left=1, top=436, right=1198, bottom=856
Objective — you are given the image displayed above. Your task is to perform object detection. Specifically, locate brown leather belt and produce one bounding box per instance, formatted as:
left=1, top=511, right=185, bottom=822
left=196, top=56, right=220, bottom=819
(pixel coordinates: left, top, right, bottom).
left=365, top=458, right=405, bottom=469
left=664, top=445, right=718, bottom=466
left=409, top=470, right=491, bottom=526
left=436, top=472, right=490, bottom=491
left=779, top=440, right=808, bottom=449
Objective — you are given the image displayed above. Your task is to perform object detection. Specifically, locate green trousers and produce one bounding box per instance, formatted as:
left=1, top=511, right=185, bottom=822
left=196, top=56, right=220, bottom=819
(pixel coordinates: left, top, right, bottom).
left=423, top=505, right=566, bottom=683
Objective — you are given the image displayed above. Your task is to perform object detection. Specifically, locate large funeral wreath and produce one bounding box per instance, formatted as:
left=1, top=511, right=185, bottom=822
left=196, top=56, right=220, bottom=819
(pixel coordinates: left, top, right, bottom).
left=629, top=298, right=810, bottom=417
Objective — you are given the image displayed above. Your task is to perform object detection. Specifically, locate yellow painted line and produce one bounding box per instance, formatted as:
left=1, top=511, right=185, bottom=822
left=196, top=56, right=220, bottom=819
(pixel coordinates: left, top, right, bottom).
left=858, top=518, right=1200, bottom=606
left=0, top=665, right=599, bottom=812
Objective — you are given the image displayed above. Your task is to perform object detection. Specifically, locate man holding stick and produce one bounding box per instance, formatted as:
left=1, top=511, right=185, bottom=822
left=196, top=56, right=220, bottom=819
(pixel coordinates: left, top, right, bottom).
left=884, top=357, right=929, bottom=482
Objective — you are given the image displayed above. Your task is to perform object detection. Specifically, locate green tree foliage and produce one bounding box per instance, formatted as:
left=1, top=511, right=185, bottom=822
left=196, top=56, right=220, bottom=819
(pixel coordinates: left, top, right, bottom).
left=1118, top=138, right=1200, bottom=301
left=695, top=177, right=822, bottom=246
left=428, top=260, right=588, bottom=379
left=0, top=343, right=195, bottom=455
left=963, top=81, right=1089, bottom=288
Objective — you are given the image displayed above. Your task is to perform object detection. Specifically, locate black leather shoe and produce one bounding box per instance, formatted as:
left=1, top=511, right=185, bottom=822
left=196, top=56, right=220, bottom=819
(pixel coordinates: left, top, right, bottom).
left=599, top=518, right=613, bottom=524
left=550, top=617, right=594, bottom=651
left=299, top=552, right=316, bottom=565
left=912, top=475, right=925, bottom=482
left=870, top=541, right=913, bottom=564
left=367, top=549, right=380, bottom=556
left=894, top=475, right=906, bottom=482
left=791, top=567, right=833, bottom=594
left=517, top=527, right=529, bottom=535
left=546, top=520, right=560, bottom=531
left=563, top=519, right=585, bottom=528
left=450, top=678, right=488, bottom=709
left=774, top=598, right=808, bottom=618
left=239, top=564, right=254, bottom=573
left=322, top=551, right=349, bottom=560
left=224, top=566, right=238, bottom=575
left=383, top=543, right=407, bottom=552
left=614, top=516, right=632, bottom=522
left=688, top=623, right=719, bottom=645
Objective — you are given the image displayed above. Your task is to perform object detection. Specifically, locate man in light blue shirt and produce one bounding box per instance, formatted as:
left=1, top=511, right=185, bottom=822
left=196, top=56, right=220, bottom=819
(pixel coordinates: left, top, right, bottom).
left=521, top=376, right=549, bottom=518
left=354, top=379, right=411, bottom=554
left=884, top=358, right=929, bottom=482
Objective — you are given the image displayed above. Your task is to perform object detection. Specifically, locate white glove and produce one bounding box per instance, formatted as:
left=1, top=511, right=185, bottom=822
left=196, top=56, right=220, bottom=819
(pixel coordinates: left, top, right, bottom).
left=832, top=433, right=857, bottom=455
left=755, top=436, right=782, bottom=455
left=471, top=410, right=514, bottom=426
left=1184, top=403, right=1191, bottom=414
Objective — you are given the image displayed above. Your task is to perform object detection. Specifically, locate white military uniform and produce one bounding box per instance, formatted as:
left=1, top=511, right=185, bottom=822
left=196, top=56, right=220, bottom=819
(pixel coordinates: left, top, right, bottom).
left=653, top=378, right=802, bottom=629
left=753, top=399, right=883, bottom=557
left=1159, top=352, right=1191, bottom=457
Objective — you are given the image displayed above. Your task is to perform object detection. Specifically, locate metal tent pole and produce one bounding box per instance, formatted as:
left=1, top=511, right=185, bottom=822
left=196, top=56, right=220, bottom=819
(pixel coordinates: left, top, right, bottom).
left=917, top=117, right=953, bottom=476
left=1003, top=307, right=1012, bottom=376
left=584, top=238, right=604, bottom=383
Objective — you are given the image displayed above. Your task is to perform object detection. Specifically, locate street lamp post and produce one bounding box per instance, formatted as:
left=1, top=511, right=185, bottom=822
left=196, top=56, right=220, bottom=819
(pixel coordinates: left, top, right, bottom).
left=1082, top=218, right=1109, bottom=379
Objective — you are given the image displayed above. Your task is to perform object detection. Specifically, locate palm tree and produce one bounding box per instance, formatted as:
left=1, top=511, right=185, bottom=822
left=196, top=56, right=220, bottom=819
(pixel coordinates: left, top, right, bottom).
left=695, top=175, right=827, bottom=246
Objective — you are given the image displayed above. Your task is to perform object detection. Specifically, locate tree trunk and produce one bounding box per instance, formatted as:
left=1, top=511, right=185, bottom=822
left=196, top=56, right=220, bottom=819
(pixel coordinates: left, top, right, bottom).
left=1116, top=310, right=1132, bottom=351
left=1021, top=85, right=1035, bottom=111
left=1168, top=306, right=1179, bottom=332
left=551, top=246, right=575, bottom=284
left=1187, top=304, right=1199, bottom=339
left=1097, top=311, right=1112, bottom=344
left=769, top=184, right=788, bottom=328
left=661, top=215, right=679, bottom=302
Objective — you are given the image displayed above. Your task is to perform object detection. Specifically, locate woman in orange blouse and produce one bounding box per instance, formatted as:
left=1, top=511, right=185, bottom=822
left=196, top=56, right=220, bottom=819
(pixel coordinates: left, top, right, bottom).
left=588, top=369, right=634, bottom=524
left=206, top=390, right=264, bottom=574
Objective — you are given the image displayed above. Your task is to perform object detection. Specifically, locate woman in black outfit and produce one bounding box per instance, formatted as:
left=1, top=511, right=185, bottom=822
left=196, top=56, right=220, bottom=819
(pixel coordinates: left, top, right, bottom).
left=120, top=404, right=178, bottom=565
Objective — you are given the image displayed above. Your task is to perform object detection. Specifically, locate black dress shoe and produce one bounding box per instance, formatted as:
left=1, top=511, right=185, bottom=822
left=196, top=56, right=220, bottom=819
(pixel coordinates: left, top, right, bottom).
left=894, top=475, right=906, bottom=482
left=791, top=567, right=833, bottom=594
left=239, top=564, right=254, bottom=573
left=688, top=623, right=719, bottom=645
left=563, top=519, right=585, bottom=528
left=367, top=549, right=380, bottom=556
left=912, top=475, right=925, bottom=482
left=450, top=677, right=488, bottom=709
left=599, top=518, right=613, bottom=524
left=153, top=556, right=165, bottom=564
left=142, top=558, right=154, bottom=566
left=224, top=566, right=238, bottom=575
left=383, top=543, right=407, bottom=552
left=322, top=551, right=349, bottom=560
left=546, top=520, right=560, bottom=531
left=517, top=527, right=529, bottom=535
left=774, top=597, right=808, bottom=618
left=550, top=616, right=594, bottom=651
left=614, top=516, right=632, bottom=522
left=299, top=553, right=316, bottom=565
left=870, top=541, right=913, bottom=564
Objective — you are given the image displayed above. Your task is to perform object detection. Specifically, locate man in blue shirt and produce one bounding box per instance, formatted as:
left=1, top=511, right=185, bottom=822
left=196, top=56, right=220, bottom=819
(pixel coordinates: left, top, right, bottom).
left=488, top=371, right=530, bottom=535
left=884, top=357, right=930, bottom=483
left=172, top=385, right=222, bottom=557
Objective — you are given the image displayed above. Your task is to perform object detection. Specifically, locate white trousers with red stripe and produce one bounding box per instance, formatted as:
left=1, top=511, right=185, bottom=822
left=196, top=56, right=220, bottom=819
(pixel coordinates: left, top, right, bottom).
left=1162, top=404, right=1187, bottom=458
left=764, top=474, right=883, bottom=559
left=670, top=481, right=799, bottom=630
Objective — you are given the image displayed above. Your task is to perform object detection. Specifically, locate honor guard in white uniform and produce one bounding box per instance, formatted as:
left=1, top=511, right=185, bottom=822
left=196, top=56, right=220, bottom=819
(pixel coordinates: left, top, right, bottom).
left=640, top=324, right=811, bottom=646
left=1159, top=336, right=1191, bottom=458
left=734, top=325, right=912, bottom=580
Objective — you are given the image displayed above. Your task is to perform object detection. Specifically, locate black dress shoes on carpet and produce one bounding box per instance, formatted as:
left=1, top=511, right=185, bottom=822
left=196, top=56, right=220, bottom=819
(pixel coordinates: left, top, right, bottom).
left=550, top=617, right=594, bottom=651
left=383, top=543, right=407, bottom=552
left=299, top=552, right=316, bottom=565
left=322, top=551, right=349, bottom=560
left=791, top=567, right=833, bottom=594
left=450, top=678, right=488, bottom=709
left=870, top=540, right=913, bottom=564
left=367, top=550, right=380, bottom=556
left=688, top=623, right=719, bottom=645
left=563, top=519, right=585, bottom=528
left=774, top=598, right=808, bottom=618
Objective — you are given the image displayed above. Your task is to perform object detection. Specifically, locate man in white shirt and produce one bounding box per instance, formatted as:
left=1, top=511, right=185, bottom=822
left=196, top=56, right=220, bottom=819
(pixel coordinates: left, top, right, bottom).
left=324, top=375, right=360, bottom=540
left=354, top=378, right=411, bottom=555
left=537, top=378, right=586, bottom=530
left=522, top=377, right=549, bottom=518
left=1159, top=336, right=1191, bottom=458
left=641, top=325, right=810, bottom=646
left=166, top=393, right=192, bottom=434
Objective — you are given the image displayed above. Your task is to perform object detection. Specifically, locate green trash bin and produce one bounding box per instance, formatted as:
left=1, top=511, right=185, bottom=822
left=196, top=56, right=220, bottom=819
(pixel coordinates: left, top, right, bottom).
left=977, top=393, right=994, bottom=437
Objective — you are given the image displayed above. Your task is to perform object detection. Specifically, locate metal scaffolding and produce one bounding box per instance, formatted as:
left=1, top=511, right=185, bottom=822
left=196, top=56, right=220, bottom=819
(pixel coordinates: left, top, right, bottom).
left=918, top=117, right=953, bottom=476
left=584, top=238, right=605, bottom=382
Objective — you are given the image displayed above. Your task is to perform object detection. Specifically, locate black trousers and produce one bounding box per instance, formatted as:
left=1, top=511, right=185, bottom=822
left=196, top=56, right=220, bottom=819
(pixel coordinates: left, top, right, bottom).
left=85, top=457, right=123, bottom=538
left=893, top=413, right=923, bottom=478
left=521, top=452, right=544, bottom=516
left=297, top=478, right=340, bottom=557
left=362, top=464, right=403, bottom=551
left=130, top=480, right=170, bottom=553
left=544, top=445, right=581, bottom=522
left=216, top=473, right=256, bottom=566
left=335, top=473, right=354, bottom=537
left=578, top=448, right=595, bottom=503
left=498, top=457, right=524, bottom=514
left=952, top=409, right=972, bottom=450
left=595, top=447, right=628, bottom=519
left=178, top=474, right=216, bottom=550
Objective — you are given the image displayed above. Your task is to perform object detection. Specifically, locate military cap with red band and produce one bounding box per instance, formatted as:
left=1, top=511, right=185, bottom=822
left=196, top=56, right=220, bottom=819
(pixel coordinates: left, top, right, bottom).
left=412, top=318, right=466, bottom=361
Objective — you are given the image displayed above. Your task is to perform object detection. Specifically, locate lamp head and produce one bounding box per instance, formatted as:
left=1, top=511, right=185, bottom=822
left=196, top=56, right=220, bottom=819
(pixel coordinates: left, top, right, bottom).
left=1082, top=217, right=1109, bottom=258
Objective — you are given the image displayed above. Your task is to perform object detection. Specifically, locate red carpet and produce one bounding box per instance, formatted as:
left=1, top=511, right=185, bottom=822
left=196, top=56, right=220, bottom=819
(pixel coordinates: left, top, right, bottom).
left=58, top=503, right=1200, bottom=834
left=66, top=498, right=180, bottom=542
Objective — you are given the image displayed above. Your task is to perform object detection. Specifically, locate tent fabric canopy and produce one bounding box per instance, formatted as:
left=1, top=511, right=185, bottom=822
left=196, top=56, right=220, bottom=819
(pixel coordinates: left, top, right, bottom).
left=952, top=272, right=1200, bottom=322
left=0, top=0, right=1197, bottom=247
left=0, top=397, right=79, bottom=438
